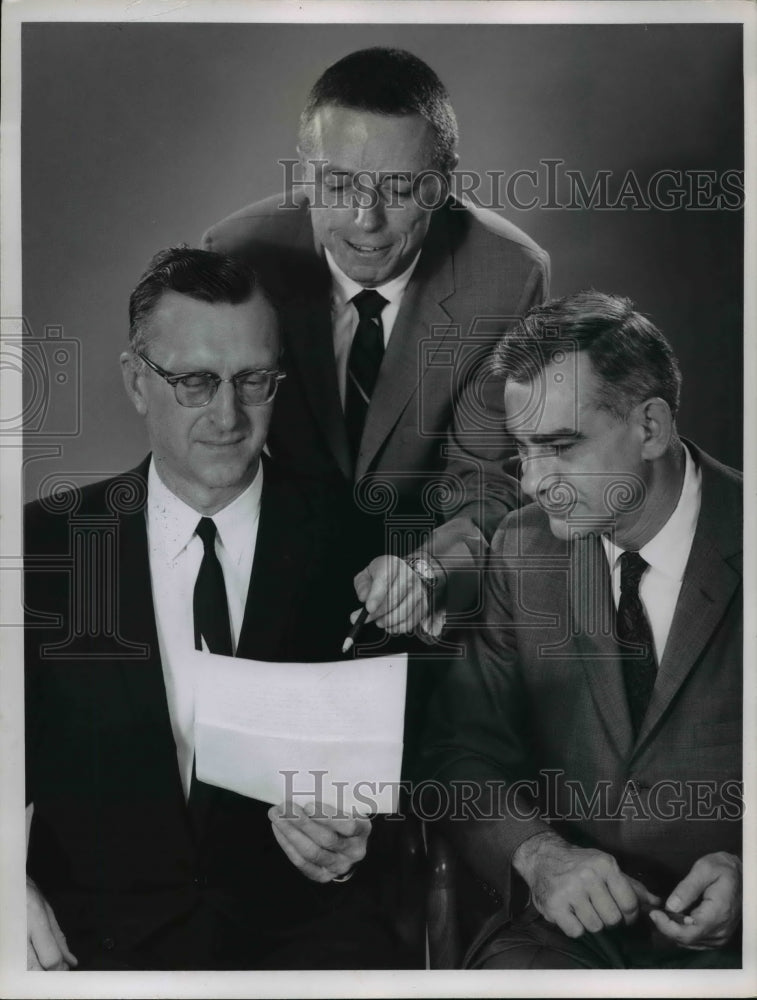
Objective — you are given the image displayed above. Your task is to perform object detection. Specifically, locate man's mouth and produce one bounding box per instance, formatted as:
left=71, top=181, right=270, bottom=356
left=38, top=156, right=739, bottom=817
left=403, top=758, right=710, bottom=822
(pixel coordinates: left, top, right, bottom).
left=345, top=240, right=392, bottom=254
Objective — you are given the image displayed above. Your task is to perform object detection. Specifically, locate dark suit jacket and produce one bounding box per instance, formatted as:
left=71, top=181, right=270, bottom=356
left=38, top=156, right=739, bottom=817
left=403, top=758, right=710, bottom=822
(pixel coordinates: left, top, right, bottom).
left=24, top=457, right=394, bottom=969
left=203, top=192, right=550, bottom=596
left=420, top=444, right=742, bottom=899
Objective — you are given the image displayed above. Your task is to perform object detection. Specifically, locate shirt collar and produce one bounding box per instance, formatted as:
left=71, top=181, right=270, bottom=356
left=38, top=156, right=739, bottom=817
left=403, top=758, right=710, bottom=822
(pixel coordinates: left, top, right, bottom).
left=603, top=443, right=701, bottom=581
left=147, top=459, right=264, bottom=564
left=324, top=248, right=421, bottom=311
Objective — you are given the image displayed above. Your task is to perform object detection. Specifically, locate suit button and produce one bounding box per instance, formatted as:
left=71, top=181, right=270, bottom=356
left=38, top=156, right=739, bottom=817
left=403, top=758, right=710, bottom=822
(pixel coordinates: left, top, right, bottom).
left=102, top=937, right=115, bottom=951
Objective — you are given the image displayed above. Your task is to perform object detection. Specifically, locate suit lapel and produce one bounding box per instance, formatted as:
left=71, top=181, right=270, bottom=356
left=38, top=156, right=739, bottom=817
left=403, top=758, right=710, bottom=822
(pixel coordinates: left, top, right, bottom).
left=112, top=466, right=188, bottom=818
left=236, top=462, right=311, bottom=660
left=282, top=211, right=352, bottom=480
left=634, top=452, right=741, bottom=750
left=284, top=200, right=460, bottom=480
left=357, top=211, right=456, bottom=478
left=569, top=534, right=634, bottom=760
left=114, top=464, right=175, bottom=745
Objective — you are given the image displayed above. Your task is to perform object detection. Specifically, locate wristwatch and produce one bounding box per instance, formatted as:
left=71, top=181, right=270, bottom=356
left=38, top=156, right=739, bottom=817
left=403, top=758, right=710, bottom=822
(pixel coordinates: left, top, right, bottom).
left=405, top=556, right=442, bottom=592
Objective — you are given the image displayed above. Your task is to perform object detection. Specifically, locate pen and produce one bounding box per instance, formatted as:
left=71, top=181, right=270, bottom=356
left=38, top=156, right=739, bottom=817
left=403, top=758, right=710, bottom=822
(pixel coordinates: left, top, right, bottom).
left=342, top=606, right=369, bottom=654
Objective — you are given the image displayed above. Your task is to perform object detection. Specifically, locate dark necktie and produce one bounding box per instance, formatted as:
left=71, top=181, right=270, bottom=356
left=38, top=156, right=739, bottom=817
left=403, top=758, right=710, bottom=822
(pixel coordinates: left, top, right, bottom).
left=189, top=517, right=232, bottom=823
left=617, top=551, right=657, bottom=736
left=192, top=516, right=233, bottom=656
left=345, top=289, right=388, bottom=462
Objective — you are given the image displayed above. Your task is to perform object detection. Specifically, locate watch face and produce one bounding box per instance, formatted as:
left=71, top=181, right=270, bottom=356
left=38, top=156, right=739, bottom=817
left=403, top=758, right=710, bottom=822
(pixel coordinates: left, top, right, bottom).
left=411, top=559, right=436, bottom=586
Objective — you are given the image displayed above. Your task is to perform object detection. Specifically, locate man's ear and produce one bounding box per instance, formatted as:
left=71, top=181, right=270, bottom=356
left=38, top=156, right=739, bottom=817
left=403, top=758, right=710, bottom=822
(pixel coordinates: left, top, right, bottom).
left=637, top=397, right=674, bottom=460
left=120, top=351, right=148, bottom=416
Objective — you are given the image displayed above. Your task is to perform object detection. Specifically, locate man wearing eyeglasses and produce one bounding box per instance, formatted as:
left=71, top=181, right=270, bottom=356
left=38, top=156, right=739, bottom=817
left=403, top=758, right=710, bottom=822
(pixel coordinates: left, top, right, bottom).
left=24, top=247, right=402, bottom=970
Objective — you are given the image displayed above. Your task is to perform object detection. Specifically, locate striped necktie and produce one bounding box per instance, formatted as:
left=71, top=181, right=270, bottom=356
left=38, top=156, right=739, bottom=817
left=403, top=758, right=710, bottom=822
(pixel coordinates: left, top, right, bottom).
left=345, top=289, right=388, bottom=463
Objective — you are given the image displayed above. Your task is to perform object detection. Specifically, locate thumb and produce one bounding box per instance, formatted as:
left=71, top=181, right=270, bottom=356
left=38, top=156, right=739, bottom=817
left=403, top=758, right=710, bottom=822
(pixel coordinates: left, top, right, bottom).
left=666, top=864, right=712, bottom=913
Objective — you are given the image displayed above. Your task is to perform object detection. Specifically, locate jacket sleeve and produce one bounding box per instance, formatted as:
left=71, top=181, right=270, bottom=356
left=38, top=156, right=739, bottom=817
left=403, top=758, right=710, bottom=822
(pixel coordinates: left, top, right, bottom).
left=424, top=249, right=550, bottom=614
left=417, top=518, right=551, bottom=890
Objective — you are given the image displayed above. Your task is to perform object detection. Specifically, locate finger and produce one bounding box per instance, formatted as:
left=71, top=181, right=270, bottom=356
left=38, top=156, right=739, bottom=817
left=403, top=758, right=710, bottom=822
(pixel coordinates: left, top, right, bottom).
left=277, top=806, right=344, bottom=852
left=648, top=909, right=700, bottom=945
left=28, top=922, right=66, bottom=971
left=682, top=895, right=726, bottom=934
left=626, top=876, right=662, bottom=909
left=353, top=569, right=372, bottom=603
left=666, top=859, right=715, bottom=914
left=570, top=895, right=606, bottom=935
left=374, top=588, right=426, bottom=631
left=45, top=901, right=78, bottom=967
left=292, top=812, right=367, bottom=867
left=270, top=808, right=345, bottom=867
left=303, top=807, right=372, bottom=842
left=27, top=940, right=43, bottom=971
left=273, top=816, right=355, bottom=876
left=607, top=871, right=645, bottom=924
left=550, top=905, right=587, bottom=939
left=362, top=565, right=396, bottom=618
left=270, top=821, right=333, bottom=882
left=588, top=885, right=624, bottom=928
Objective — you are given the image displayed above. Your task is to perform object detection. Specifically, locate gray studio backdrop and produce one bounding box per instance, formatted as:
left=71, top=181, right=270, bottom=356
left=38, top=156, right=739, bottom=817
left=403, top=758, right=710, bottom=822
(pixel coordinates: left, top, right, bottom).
left=21, top=22, right=744, bottom=500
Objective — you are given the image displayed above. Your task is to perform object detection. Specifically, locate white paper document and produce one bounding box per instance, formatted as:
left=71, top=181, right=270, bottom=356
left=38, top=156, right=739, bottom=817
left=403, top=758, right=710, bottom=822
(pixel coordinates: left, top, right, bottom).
left=192, top=650, right=407, bottom=814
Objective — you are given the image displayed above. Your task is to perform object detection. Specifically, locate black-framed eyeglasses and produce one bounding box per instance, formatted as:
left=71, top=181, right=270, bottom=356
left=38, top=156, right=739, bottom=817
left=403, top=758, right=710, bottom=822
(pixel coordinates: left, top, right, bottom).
left=136, top=351, right=286, bottom=407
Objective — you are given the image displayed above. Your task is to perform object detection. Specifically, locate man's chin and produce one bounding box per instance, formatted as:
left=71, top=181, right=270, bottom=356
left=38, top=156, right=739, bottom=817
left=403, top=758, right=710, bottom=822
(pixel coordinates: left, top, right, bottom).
left=194, top=455, right=259, bottom=491
left=547, top=514, right=571, bottom=540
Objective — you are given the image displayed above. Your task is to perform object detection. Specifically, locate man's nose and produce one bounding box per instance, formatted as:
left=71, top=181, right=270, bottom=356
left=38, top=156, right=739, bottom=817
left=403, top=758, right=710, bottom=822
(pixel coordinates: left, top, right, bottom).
left=210, top=381, right=244, bottom=428
left=354, top=197, right=385, bottom=232
left=520, top=452, right=555, bottom=500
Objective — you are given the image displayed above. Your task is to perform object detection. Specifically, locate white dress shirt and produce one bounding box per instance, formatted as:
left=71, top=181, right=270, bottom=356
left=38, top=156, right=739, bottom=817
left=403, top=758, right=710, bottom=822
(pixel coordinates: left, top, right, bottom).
left=146, top=460, right=263, bottom=798
left=325, top=248, right=421, bottom=407
left=602, top=444, right=702, bottom=664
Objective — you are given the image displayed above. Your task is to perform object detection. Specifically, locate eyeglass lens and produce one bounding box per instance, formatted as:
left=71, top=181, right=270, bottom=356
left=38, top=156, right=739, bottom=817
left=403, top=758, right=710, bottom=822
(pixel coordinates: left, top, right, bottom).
left=175, top=372, right=277, bottom=407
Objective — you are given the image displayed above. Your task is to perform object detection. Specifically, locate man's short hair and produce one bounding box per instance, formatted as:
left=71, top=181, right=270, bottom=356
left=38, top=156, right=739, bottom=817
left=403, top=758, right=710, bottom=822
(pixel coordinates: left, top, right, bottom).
left=128, top=246, right=262, bottom=353
left=494, top=290, right=682, bottom=420
left=298, top=47, right=459, bottom=174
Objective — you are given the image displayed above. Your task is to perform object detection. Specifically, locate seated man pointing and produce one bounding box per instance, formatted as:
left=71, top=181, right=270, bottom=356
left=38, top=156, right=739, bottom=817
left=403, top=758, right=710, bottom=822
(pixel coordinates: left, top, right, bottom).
left=421, top=291, right=742, bottom=968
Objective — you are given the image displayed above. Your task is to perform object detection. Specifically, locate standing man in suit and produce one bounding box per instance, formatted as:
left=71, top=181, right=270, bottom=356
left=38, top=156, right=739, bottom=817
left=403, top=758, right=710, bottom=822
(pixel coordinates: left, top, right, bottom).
left=203, top=46, right=550, bottom=636
left=25, top=247, right=403, bottom=971
left=421, top=291, right=742, bottom=968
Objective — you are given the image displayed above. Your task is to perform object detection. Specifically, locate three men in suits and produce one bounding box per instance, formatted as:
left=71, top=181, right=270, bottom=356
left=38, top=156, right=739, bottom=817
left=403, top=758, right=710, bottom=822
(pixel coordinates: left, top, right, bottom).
left=25, top=247, right=402, bottom=970
left=203, top=46, right=550, bottom=636
left=420, top=291, right=742, bottom=968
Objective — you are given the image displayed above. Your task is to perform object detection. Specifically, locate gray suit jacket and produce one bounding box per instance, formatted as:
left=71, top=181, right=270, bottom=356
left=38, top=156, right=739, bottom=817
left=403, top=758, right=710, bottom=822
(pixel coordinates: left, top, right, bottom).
left=203, top=192, right=549, bottom=601
left=420, top=443, right=742, bottom=896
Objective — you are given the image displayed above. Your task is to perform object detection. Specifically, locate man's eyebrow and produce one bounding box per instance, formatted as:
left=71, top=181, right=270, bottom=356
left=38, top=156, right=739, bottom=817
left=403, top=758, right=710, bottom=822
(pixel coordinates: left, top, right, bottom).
left=509, top=429, right=583, bottom=445
left=322, top=167, right=413, bottom=182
